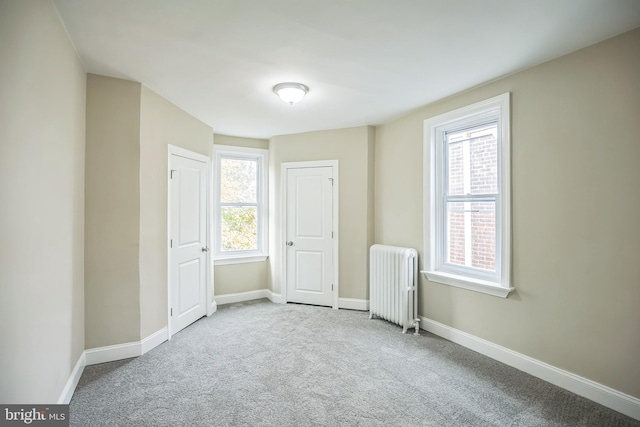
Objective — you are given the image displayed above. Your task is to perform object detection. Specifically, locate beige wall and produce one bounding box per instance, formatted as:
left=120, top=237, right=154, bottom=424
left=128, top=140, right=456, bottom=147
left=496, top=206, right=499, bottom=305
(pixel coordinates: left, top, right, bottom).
left=375, top=28, right=640, bottom=397
left=86, top=79, right=214, bottom=344
left=213, top=134, right=269, bottom=296
left=269, top=126, right=375, bottom=300
left=366, top=126, right=376, bottom=291
left=214, top=262, right=269, bottom=295
left=85, top=75, right=142, bottom=348
left=0, top=0, right=85, bottom=402
left=214, top=133, right=268, bottom=150
left=139, top=86, right=213, bottom=337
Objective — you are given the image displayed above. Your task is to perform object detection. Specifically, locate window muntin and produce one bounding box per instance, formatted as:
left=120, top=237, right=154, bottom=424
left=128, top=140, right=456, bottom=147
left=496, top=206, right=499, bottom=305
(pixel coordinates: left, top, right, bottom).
left=424, top=93, right=512, bottom=297
left=214, top=146, right=268, bottom=263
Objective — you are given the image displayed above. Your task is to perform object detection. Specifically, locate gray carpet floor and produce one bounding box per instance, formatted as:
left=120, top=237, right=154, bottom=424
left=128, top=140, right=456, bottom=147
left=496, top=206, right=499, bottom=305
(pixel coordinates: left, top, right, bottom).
left=70, top=300, right=639, bottom=426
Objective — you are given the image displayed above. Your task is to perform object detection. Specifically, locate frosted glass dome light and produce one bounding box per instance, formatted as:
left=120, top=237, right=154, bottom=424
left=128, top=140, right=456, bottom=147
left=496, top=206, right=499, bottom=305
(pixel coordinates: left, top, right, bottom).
left=273, top=82, right=309, bottom=105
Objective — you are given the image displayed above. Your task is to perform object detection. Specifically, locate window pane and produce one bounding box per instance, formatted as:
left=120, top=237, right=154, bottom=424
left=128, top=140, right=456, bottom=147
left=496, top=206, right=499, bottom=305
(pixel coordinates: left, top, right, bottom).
left=221, top=206, right=257, bottom=251
left=446, top=200, right=496, bottom=271
left=446, top=123, right=498, bottom=196
left=220, top=158, right=257, bottom=203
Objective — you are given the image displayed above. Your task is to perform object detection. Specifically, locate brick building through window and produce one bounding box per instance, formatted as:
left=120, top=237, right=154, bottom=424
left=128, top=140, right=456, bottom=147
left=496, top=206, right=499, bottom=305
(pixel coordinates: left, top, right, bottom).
left=446, top=123, right=497, bottom=272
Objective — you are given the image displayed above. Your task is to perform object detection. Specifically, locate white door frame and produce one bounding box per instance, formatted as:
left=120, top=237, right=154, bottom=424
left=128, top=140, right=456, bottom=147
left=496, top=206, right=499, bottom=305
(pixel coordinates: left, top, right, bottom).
left=281, top=160, right=339, bottom=309
left=167, top=144, right=215, bottom=340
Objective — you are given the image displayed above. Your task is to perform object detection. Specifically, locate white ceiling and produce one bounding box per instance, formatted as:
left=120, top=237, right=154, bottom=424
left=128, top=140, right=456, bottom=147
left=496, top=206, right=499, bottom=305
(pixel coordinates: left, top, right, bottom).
left=53, top=0, right=640, bottom=139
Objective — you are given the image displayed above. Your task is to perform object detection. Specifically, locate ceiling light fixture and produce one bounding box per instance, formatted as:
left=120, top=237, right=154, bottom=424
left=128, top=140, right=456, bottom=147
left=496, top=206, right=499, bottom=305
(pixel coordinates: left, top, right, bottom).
left=273, top=82, right=309, bottom=105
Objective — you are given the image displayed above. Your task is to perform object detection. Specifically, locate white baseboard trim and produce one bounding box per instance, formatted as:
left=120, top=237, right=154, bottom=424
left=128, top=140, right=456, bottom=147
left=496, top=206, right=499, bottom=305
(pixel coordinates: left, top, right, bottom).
left=85, top=341, right=140, bottom=366
left=215, top=289, right=271, bottom=305
left=85, top=327, right=168, bottom=366
left=63, top=327, right=168, bottom=402
left=141, top=327, right=168, bottom=355
left=213, top=291, right=366, bottom=309
left=419, top=316, right=640, bottom=421
left=267, top=291, right=284, bottom=304
left=209, top=300, right=218, bottom=315
left=214, top=289, right=285, bottom=305
left=338, top=298, right=369, bottom=311
left=57, top=351, right=86, bottom=404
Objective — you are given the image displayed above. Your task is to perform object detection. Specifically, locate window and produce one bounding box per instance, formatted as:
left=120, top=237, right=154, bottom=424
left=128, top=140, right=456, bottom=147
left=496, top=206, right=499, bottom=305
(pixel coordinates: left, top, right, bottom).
left=423, top=93, right=513, bottom=297
left=214, top=145, right=268, bottom=264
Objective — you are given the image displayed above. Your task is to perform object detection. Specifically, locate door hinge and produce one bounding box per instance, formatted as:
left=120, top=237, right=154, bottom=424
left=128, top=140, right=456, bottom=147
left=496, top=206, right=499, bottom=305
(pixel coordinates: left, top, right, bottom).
left=170, top=308, right=173, bottom=316
left=170, top=239, right=173, bottom=248
left=331, top=284, right=334, bottom=291
left=332, top=231, right=334, bottom=238
left=170, top=169, right=177, bottom=179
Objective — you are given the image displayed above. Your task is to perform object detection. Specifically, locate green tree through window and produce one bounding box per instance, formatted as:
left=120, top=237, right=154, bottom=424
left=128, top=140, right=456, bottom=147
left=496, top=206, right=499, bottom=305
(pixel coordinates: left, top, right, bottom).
left=214, top=145, right=268, bottom=262
left=220, top=158, right=258, bottom=251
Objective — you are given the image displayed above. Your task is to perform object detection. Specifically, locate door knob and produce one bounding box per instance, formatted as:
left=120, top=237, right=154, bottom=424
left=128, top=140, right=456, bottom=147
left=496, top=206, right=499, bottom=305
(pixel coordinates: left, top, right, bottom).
left=286, top=241, right=293, bottom=246
left=202, top=246, right=209, bottom=252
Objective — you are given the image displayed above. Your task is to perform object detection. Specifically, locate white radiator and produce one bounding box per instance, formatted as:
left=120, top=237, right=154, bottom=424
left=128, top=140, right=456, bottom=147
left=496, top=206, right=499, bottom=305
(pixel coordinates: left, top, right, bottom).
left=369, top=244, right=420, bottom=335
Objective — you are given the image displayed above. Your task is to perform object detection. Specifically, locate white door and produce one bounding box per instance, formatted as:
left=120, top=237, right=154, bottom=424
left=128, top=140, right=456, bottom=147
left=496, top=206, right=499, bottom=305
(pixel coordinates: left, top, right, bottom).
left=169, top=153, right=208, bottom=336
left=286, top=166, right=334, bottom=307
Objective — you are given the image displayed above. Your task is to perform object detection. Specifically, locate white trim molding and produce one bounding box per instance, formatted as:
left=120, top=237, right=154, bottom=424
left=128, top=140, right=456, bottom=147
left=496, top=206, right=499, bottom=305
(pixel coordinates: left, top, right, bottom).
left=214, top=291, right=368, bottom=311
left=214, top=255, right=268, bottom=266
left=85, top=341, right=140, bottom=366
left=421, top=270, right=513, bottom=298
left=85, top=327, right=169, bottom=366
left=267, top=291, right=284, bottom=304
left=141, top=327, right=169, bottom=355
left=215, top=289, right=273, bottom=306
left=57, top=352, right=86, bottom=404
left=214, top=289, right=369, bottom=311
left=213, top=289, right=269, bottom=306
left=213, top=144, right=269, bottom=263
left=423, top=93, right=512, bottom=298
left=338, top=298, right=369, bottom=311
left=214, top=291, right=366, bottom=309
left=61, top=327, right=168, bottom=403
left=213, top=289, right=284, bottom=305
left=419, top=316, right=640, bottom=421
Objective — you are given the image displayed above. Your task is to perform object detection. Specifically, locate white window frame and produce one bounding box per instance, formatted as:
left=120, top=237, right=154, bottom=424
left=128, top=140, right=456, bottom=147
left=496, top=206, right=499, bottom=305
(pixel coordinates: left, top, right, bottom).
left=213, top=145, right=268, bottom=265
left=423, top=93, right=513, bottom=298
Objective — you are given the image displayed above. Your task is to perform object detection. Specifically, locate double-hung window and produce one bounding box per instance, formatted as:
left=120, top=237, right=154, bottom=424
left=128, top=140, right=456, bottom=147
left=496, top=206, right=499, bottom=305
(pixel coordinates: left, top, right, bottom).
left=423, top=93, right=513, bottom=297
left=213, top=145, right=268, bottom=264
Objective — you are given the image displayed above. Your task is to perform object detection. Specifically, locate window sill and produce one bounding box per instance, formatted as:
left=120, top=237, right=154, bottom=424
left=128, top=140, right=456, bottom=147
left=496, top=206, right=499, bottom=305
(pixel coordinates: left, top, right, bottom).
left=421, top=270, right=514, bottom=298
left=214, top=256, right=268, bottom=266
